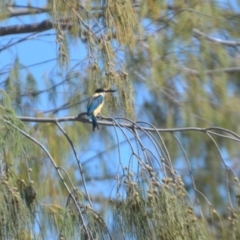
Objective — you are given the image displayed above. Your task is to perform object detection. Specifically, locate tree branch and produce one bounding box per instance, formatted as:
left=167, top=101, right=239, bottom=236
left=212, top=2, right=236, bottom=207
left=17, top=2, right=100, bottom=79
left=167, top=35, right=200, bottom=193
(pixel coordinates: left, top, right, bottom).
left=0, top=19, right=71, bottom=36
left=55, top=121, right=93, bottom=207
left=193, top=28, right=240, bottom=46
left=6, top=6, right=49, bottom=18
left=182, top=66, right=240, bottom=75
left=17, top=114, right=240, bottom=142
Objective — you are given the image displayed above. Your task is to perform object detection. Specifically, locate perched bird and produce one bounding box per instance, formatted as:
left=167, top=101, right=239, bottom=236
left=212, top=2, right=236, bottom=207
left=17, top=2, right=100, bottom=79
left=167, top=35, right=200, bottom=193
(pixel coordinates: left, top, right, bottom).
left=87, top=88, right=116, bottom=131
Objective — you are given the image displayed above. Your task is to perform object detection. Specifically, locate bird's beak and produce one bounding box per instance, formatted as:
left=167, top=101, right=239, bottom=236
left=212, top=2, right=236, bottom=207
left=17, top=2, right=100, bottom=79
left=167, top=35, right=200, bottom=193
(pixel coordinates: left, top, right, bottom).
left=104, top=89, right=117, bottom=93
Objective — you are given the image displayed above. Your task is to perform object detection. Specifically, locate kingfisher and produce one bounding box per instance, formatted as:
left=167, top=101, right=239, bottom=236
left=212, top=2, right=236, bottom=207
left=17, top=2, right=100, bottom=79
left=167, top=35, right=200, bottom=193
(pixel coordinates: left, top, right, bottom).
left=87, top=88, right=116, bottom=131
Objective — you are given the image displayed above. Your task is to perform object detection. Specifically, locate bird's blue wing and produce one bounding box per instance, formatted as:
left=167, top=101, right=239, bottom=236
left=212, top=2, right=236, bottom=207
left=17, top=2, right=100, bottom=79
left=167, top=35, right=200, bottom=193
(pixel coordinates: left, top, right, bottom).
left=87, top=95, right=104, bottom=115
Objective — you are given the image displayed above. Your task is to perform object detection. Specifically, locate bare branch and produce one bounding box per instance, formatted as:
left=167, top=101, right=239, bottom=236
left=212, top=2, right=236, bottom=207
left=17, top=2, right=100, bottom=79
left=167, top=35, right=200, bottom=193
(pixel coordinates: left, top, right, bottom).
left=182, top=66, right=240, bottom=75
left=193, top=28, right=240, bottom=46
left=0, top=19, right=71, bottom=36
left=172, top=133, right=208, bottom=214
left=6, top=6, right=49, bottom=18
left=17, top=115, right=240, bottom=142
left=0, top=58, right=57, bottom=75
left=55, top=121, right=93, bottom=207
left=206, top=132, right=236, bottom=208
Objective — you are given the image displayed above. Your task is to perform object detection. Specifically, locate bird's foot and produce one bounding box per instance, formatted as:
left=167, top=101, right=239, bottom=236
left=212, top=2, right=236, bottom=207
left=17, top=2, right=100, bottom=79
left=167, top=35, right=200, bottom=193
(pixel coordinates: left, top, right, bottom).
left=97, top=113, right=105, bottom=119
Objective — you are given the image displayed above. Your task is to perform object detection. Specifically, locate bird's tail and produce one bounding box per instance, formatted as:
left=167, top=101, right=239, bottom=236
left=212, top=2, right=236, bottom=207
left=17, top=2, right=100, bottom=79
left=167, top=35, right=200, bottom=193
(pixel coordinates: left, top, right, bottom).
left=91, top=114, right=99, bottom=131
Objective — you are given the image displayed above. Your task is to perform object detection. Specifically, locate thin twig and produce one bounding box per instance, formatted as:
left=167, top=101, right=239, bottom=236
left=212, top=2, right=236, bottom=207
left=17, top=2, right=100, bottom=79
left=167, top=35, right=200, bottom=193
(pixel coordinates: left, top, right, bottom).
left=206, top=132, right=234, bottom=208
left=55, top=121, right=93, bottom=207
left=172, top=132, right=205, bottom=217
